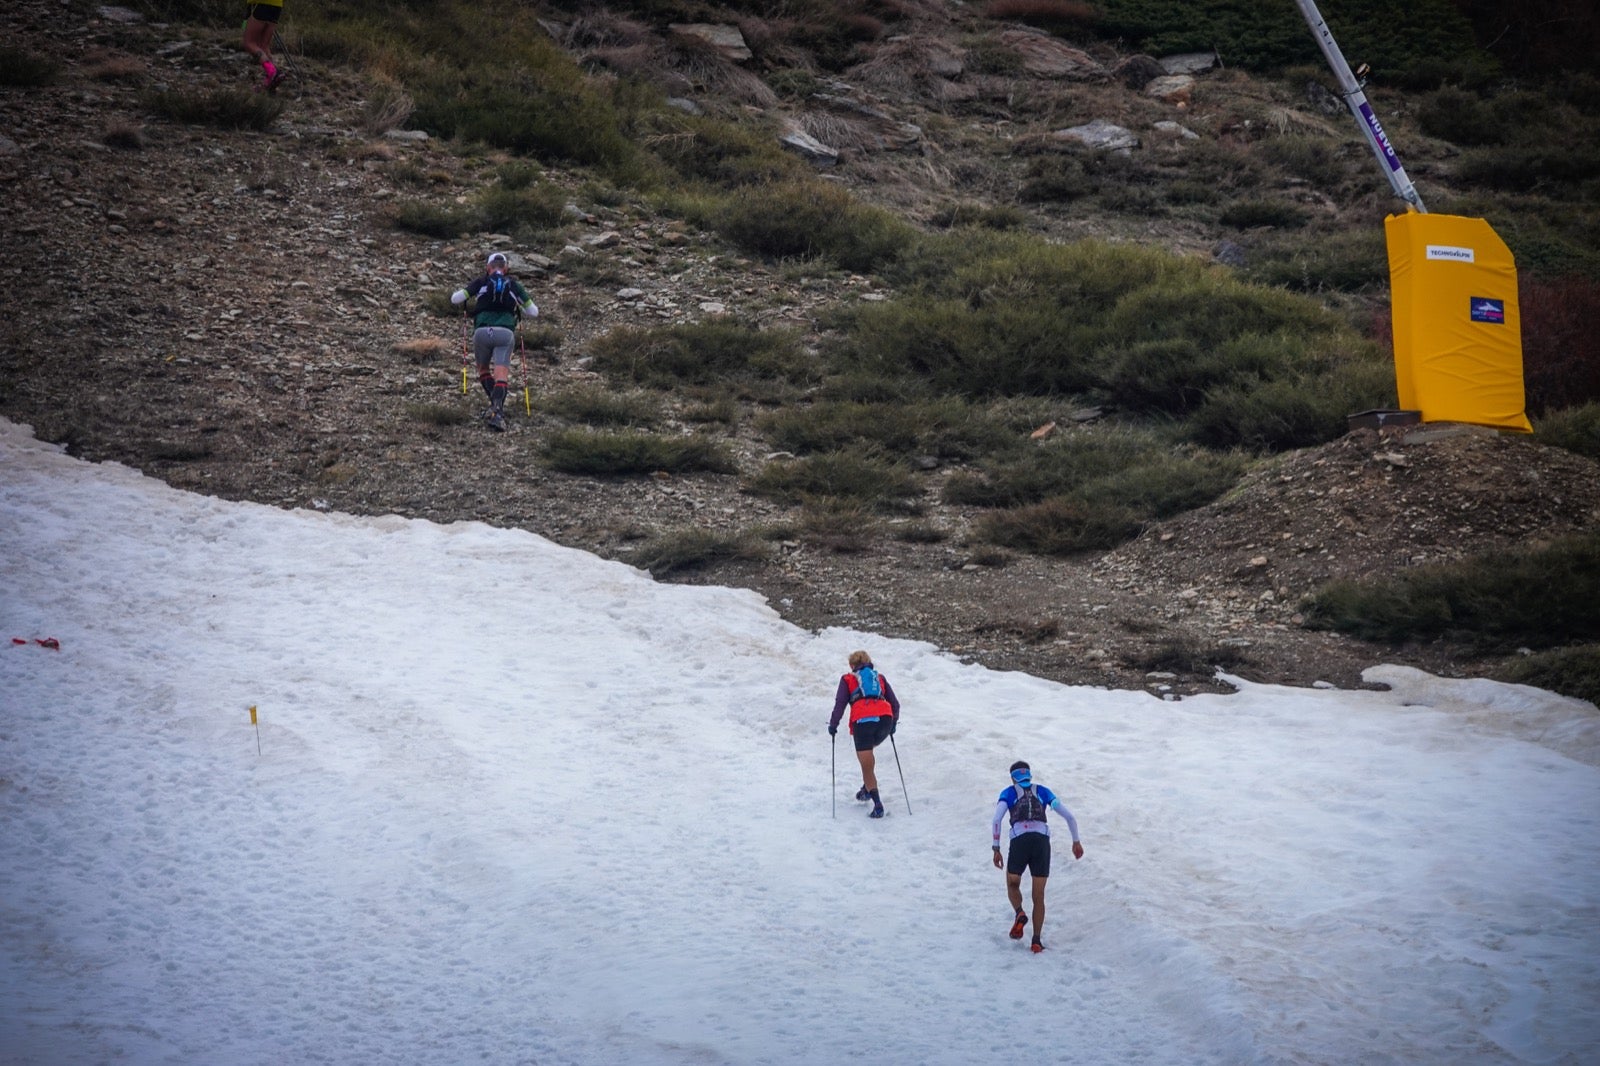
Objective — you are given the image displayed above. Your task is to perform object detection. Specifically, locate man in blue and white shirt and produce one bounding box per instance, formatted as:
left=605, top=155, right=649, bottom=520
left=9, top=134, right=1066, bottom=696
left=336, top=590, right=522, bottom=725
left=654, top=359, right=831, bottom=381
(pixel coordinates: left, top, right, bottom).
left=991, top=760, right=1083, bottom=953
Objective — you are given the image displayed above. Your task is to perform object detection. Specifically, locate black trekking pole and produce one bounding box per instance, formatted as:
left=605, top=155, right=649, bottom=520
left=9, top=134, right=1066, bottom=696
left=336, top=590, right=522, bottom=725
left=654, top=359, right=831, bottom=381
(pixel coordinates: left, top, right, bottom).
left=830, top=734, right=836, bottom=819
left=889, top=733, right=911, bottom=815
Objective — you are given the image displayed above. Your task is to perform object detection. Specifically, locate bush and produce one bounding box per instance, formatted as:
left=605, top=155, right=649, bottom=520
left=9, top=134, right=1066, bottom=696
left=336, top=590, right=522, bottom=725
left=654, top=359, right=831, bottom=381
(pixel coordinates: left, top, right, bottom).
left=142, top=88, right=284, bottom=130
left=537, top=386, right=660, bottom=427
left=0, top=46, right=62, bottom=87
left=1245, top=228, right=1389, bottom=293
left=758, top=398, right=1018, bottom=461
left=635, top=108, right=801, bottom=188
left=628, top=529, right=765, bottom=576
left=1091, top=0, right=1496, bottom=84
left=928, top=203, right=1030, bottom=230
left=747, top=452, right=922, bottom=510
left=405, top=402, right=472, bottom=426
left=1499, top=645, right=1600, bottom=707
left=391, top=200, right=471, bottom=237
left=983, top=0, right=1099, bottom=38
left=587, top=321, right=814, bottom=388
left=977, top=496, right=1144, bottom=555
left=1183, top=354, right=1395, bottom=451
left=1257, top=134, right=1348, bottom=191
left=1522, top=275, right=1600, bottom=416
left=708, top=180, right=917, bottom=272
left=1219, top=199, right=1310, bottom=229
left=946, top=429, right=1245, bottom=523
left=1533, top=402, right=1600, bottom=462
left=1301, top=532, right=1600, bottom=650
left=542, top=429, right=736, bottom=476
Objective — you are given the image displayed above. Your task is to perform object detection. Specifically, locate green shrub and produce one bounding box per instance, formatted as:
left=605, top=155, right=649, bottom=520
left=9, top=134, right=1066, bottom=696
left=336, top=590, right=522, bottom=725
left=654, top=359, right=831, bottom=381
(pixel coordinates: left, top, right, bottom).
left=1499, top=645, right=1600, bottom=707
left=538, top=386, right=661, bottom=427
left=1019, top=156, right=1094, bottom=204
left=928, top=203, right=1030, bottom=230
left=1219, top=199, right=1310, bottom=229
left=1184, top=353, right=1394, bottom=451
left=628, top=529, right=766, bottom=576
left=1301, top=532, right=1600, bottom=650
left=1453, top=143, right=1600, bottom=194
left=758, top=397, right=1017, bottom=461
left=1091, top=0, right=1496, bottom=84
left=588, top=321, right=814, bottom=388
left=635, top=108, right=800, bottom=188
left=748, top=452, right=922, bottom=510
left=477, top=184, right=567, bottom=235
left=391, top=200, right=471, bottom=237
left=1533, top=402, right=1600, bottom=462
left=977, top=497, right=1144, bottom=555
left=682, top=396, right=740, bottom=424
left=542, top=429, right=736, bottom=476
left=709, top=180, right=916, bottom=272
left=405, top=402, right=472, bottom=426
left=142, top=89, right=284, bottom=130
left=894, top=522, right=949, bottom=544
left=0, top=46, right=62, bottom=87
left=984, top=0, right=1100, bottom=38
left=1245, top=228, right=1389, bottom=293
left=1257, top=134, right=1348, bottom=190
left=796, top=501, right=883, bottom=552
left=1124, top=637, right=1249, bottom=675
left=945, top=428, right=1244, bottom=517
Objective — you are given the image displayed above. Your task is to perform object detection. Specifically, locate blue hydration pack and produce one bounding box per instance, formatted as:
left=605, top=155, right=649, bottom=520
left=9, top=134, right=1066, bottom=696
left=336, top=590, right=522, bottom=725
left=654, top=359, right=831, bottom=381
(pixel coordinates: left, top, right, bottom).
left=855, top=665, right=883, bottom=700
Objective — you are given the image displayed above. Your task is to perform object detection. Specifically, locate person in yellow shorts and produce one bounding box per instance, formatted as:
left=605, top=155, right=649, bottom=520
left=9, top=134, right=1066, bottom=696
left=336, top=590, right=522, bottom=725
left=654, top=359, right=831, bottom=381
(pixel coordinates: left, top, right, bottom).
left=242, top=2, right=286, bottom=92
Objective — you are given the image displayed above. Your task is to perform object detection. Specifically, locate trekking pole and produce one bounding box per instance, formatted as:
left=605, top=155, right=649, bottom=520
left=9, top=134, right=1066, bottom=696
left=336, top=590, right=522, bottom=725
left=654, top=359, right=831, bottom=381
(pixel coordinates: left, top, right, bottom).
left=459, top=312, right=471, bottom=395
left=831, top=734, right=836, bottom=820
left=519, top=329, right=531, bottom=415
left=889, top=733, right=911, bottom=815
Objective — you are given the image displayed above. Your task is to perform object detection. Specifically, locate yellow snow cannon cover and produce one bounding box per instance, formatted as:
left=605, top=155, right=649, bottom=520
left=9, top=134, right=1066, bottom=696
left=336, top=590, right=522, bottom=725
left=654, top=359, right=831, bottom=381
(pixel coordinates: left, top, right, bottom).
left=1385, top=212, right=1531, bottom=432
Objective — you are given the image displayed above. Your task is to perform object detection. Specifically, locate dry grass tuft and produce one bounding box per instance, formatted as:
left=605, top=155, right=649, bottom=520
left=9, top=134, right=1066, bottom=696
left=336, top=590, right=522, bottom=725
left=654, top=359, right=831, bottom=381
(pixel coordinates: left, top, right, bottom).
left=393, top=337, right=454, bottom=363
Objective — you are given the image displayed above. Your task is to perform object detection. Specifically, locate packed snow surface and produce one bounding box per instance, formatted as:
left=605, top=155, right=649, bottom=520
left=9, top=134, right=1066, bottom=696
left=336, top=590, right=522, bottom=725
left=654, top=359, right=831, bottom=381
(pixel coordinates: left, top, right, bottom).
left=2, top=418, right=1597, bottom=1065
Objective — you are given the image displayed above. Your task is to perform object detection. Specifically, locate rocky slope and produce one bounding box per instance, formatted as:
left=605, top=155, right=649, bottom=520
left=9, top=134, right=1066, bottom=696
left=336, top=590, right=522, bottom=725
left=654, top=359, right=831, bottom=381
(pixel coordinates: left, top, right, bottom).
left=4, top=3, right=1599, bottom=700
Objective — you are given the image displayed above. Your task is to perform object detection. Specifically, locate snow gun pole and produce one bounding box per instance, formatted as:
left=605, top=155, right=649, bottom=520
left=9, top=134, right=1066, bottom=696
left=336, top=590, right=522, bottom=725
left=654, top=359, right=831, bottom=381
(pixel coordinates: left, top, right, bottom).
left=1292, top=0, right=1427, bottom=213
left=889, top=733, right=911, bottom=815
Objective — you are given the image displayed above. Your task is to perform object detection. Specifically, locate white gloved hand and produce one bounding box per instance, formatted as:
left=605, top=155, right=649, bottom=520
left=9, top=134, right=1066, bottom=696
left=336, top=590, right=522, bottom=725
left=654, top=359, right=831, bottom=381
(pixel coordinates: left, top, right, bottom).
left=450, top=289, right=468, bottom=306
left=522, top=301, right=539, bottom=318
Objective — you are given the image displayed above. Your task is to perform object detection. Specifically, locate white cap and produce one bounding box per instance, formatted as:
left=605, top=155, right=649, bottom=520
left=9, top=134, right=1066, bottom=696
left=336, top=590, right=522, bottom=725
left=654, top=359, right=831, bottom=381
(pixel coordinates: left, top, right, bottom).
left=486, top=252, right=508, bottom=267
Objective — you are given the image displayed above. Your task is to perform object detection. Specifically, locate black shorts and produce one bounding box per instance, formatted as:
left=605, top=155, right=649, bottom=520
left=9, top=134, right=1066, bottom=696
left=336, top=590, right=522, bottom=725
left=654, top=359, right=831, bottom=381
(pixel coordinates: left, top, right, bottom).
left=1006, top=832, right=1051, bottom=878
left=852, top=717, right=892, bottom=752
left=248, top=4, right=282, bottom=23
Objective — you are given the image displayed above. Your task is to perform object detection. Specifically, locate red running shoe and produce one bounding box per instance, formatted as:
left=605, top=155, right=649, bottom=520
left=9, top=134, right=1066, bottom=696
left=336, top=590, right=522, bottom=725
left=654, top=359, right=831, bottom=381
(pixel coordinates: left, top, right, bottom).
left=1030, top=939, right=1045, bottom=953
left=1009, top=912, right=1028, bottom=940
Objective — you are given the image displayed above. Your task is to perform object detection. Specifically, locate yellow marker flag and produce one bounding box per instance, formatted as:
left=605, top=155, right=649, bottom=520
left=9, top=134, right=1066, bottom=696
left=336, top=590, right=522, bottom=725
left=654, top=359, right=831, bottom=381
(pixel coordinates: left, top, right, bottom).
left=249, top=704, right=258, bottom=725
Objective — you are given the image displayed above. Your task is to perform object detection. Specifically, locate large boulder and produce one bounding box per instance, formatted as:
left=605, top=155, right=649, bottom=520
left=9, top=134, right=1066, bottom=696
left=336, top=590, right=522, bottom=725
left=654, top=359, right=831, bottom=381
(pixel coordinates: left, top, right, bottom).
left=1052, top=119, right=1139, bottom=152
left=997, top=29, right=1107, bottom=80
left=668, top=23, right=751, bottom=63
left=1114, top=54, right=1166, bottom=90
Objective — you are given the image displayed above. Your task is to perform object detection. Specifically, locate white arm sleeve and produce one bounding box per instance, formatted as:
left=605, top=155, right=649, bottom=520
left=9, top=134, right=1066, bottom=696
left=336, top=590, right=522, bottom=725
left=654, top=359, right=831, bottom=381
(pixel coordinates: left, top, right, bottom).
left=991, top=800, right=1009, bottom=847
left=1049, top=797, right=1080, bottom=843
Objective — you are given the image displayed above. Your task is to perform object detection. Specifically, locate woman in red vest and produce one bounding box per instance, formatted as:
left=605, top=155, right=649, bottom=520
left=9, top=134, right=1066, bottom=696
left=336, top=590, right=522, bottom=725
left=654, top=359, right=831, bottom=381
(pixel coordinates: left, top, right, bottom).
left=827, top=650, right=901, bottom=818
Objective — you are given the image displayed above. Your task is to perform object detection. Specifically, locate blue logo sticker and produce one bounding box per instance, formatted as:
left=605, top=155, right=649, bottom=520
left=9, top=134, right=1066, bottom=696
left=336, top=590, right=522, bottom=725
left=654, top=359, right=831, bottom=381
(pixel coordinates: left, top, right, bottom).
left=1470, top=298, right=1505, bottom=324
